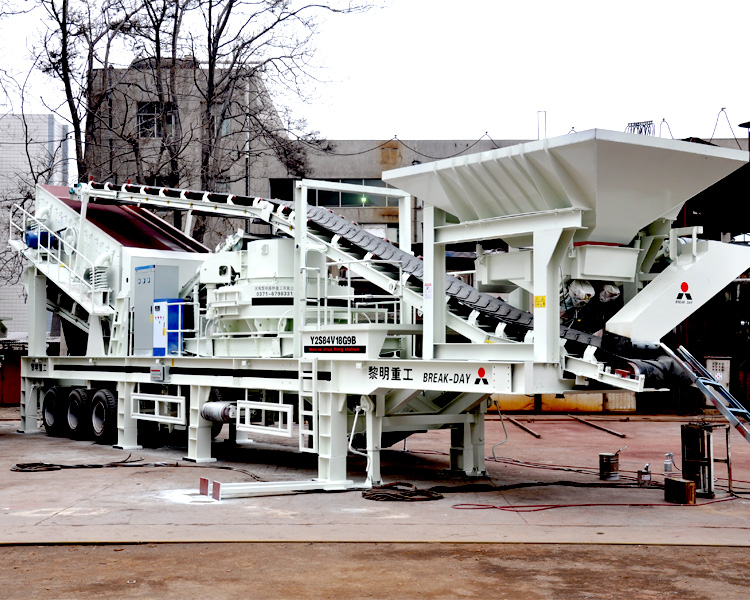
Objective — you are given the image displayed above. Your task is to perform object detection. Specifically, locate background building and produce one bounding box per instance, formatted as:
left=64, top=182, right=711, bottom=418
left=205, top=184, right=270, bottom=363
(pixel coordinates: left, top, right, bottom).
left=0, top=113, right=69, bottom=339
left=86, top=60, right=293, bottom=197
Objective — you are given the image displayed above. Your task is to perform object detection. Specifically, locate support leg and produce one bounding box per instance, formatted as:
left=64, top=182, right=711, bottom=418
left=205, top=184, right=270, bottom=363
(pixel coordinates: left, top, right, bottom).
left=19, top=380, right=41, bottom=434
left=115, top=382, right=141, bottom=450
left=25, top=268, right=46, bottom=357
left=364, top=395, right=383, bottom=487
left=317, top=392, right=349, bottom=483
left=186, top=385, right=216, bottom=463
left=469, top=411, right=487, bottom=476
left=449, top=414, right=488, bottom=477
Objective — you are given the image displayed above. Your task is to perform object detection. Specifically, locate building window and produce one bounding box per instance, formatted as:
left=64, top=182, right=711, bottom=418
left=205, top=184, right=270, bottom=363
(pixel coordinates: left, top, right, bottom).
left=137, top=102, right=174, bottom=138
left=214, top=109, right=231, bottom=137
left=215, top=176, right=231, bottom=193
left=204, top=104, right=231, bottom=138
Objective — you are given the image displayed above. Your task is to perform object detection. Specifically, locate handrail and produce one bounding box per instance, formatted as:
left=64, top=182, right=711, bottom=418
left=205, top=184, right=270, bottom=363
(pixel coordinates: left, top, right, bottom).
left=9, top=203, right=97, bottom=297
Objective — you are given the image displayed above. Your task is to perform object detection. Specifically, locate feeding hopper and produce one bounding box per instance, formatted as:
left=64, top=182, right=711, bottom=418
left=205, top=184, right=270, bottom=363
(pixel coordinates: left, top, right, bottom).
left=383, top=129, right=747, bottom=244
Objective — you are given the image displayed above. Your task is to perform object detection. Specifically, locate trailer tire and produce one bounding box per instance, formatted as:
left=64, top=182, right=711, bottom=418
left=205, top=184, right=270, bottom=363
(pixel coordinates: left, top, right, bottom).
left=91, top=389, right=117, bottom=444
left=42, top=387, right=69, bottom=437
left=67, top=388, right=92, bottom=440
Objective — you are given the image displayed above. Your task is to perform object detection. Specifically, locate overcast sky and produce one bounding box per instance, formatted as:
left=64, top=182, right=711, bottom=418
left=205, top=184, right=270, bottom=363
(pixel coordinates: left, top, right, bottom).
left=5, top=1, right=748, bottom=144
left=299, top=0, right=750, bottom=141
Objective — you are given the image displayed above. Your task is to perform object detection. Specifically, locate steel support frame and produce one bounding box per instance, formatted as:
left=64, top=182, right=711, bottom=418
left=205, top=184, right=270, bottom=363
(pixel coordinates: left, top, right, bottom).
left=433, top=208, right=585, bottom=245
left=185, top=385, right=215, bottom=463
left=19, top=379, right=42, bottom=434
left=115, top=381, right=140, bottom=450
left=25, top=267, right=47, bottom=357
left=364, top=394, right=384, bottom=487
left=293, top=183, right=309, bottom=358
left=448, top=408, right=487, bottom=477
left=533, top=227, right=575, bottom=363
left=423, top=205, right=446, bottom=359
left=398, top=194, right=414, bottom=358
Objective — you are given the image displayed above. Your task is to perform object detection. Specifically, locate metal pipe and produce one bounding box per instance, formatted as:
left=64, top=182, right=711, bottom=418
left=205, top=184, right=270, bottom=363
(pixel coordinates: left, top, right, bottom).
left=568, top=414, right=627, bottom=438
left=507, top=416, right=542, bottom=438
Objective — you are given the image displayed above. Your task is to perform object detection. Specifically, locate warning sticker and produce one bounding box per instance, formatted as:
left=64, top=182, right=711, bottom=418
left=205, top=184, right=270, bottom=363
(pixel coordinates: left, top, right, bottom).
left=534, top=295, right=546, bottom=308
left=304, top=345, right=366, bottom=354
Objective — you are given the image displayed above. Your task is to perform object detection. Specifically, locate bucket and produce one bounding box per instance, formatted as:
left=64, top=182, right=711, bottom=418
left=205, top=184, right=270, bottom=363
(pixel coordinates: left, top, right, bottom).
left=599, top=452, right=619, bottom=481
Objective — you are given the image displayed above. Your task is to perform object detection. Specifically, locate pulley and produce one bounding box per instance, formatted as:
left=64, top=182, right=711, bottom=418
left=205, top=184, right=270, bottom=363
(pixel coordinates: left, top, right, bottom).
left=201, top=401, right=236, bottom=423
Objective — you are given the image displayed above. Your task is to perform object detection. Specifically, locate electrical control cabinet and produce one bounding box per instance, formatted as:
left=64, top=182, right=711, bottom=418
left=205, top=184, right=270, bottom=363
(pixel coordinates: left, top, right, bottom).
left=133, top=265, right=179, bottom=356
left=153, top=298, right=184, bottom=356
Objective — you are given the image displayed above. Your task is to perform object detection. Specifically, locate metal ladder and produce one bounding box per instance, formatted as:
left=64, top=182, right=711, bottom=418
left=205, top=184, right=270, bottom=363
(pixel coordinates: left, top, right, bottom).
left=663, top=344, right=750, bottom=444
left=298, top=358, right=318, bottom=453
left=108, top=296, right=130, bottom=356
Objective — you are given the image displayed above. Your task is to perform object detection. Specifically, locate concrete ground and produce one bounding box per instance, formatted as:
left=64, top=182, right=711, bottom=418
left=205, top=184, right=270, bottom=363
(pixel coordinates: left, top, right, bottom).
left=1, top=408, right=750, bottom=597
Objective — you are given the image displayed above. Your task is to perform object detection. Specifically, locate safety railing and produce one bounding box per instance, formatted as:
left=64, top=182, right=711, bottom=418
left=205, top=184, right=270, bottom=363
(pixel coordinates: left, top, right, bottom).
left=300, top=258, right=403, bottom=330
left=9, top=204, right=97, bottom=297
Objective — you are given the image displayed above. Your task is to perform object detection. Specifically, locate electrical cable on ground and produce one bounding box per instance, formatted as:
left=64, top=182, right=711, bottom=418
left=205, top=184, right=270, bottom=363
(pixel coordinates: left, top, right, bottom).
left=11, top=455, right=174, bottom=471
left=362, top=479, right=667, bottom=502
left=400, top=446, right=750, bottom=492
left=11, top=455, right=265, bottom=481
left=453, top=496, right=738, bottom=512
left=362, top=482, right=444, bottom=502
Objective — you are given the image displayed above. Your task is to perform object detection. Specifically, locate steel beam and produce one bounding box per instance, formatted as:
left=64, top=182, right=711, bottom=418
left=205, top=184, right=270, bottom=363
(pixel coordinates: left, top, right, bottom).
left=434, top=208, right=585, bottom=245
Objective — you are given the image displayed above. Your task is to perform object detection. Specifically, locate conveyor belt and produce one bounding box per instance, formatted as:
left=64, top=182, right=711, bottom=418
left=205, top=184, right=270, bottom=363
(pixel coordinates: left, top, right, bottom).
left=272, top=199, right=606, bottom=349
left=44, top=186, right=208, bottom=253
left=85, top=182, right=632, bottom=354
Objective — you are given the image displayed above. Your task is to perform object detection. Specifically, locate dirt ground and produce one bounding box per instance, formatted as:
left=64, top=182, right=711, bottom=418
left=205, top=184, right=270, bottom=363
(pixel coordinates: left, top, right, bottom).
left=1, top=542, right=748, bottom=599
left=3, top=409, right=750, bottom=598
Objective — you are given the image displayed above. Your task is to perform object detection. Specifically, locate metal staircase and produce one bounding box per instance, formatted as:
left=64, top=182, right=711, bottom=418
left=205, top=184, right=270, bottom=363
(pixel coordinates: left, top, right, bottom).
left=662, top=344, right=750, bottom=444
left=108, top=295, right=130, bottom=356
left=298, top=358, right=318, bottom=453
left=9, top=203, right=113, bottom=318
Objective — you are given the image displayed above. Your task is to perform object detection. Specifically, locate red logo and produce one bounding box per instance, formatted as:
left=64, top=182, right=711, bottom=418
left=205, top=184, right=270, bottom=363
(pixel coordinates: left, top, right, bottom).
left=677, top=282, right=692, bottom=302
left=474, top=367, right=489, bottom=385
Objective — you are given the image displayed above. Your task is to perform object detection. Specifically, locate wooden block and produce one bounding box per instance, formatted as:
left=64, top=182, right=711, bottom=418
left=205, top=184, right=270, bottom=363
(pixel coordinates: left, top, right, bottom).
left=664, top=477, right=696, bottom=505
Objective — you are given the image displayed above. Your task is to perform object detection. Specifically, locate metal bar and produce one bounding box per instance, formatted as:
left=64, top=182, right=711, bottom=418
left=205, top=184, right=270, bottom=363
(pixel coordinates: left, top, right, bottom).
left=568, top=414, right=627, bottom=438
left=434, top=207, right=585, bottom=245
left=298, top=178, right=409, bottom=198
left=507, top=416, right=542, bottom=438
left=207, top=478, right=355, bottom=500
left=726, top=425, right=733, bottom=494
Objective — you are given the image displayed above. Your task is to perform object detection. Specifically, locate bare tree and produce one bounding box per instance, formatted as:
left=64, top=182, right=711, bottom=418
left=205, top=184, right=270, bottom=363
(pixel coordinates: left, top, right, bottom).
left=25, top=0, right=368, bottom=245
left=191, top=0, right=352, bottom=192
left=36, top=0, right=143, bottom=182
left=76, top=0, right=365, bottom=243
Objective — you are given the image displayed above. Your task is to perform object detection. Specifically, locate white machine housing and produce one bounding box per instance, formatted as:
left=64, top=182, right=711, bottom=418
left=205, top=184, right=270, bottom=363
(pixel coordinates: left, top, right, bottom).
left=10, top=130, right=750, bottom=496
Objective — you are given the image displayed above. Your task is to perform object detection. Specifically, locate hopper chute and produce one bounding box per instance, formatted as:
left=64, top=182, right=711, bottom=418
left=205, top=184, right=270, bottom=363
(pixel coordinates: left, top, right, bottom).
left=383, top=129, right=747, bottom=245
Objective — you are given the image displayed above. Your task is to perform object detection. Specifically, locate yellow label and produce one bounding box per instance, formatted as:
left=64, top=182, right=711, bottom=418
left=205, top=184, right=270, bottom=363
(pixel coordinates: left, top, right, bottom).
left=534, top=295, right=546, bottom=308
